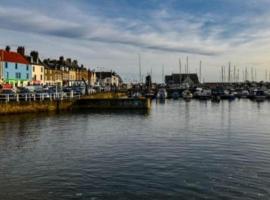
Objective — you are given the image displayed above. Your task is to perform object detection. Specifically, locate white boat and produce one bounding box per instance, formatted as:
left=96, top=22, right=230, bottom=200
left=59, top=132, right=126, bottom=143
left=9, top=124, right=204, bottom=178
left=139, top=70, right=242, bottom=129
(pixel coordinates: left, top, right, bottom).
left=241, top=90, right=249, bottom=98
left=198, top=89, right=211, bottom=100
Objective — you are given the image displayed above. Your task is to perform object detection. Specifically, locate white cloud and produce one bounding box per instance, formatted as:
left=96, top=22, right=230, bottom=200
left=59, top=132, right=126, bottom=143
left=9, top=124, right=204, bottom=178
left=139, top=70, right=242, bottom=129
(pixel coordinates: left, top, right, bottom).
left=0, top=1, right=270, bottom=82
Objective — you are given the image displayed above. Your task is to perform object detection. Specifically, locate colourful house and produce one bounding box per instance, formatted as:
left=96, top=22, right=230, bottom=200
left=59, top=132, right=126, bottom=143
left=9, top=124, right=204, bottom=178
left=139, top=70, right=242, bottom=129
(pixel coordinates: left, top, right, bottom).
left=0, top=47, right=31, bottom=87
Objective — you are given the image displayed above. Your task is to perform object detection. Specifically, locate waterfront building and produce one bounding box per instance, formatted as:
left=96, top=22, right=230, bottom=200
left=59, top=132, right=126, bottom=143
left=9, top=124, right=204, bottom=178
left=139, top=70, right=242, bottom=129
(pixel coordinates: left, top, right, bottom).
left=88, top=70, right=96, bottom=86
left=24, top=50, right=45, bottom=85
left=96, top=71, right=122, bottom=87
left=43, top=56, right=95, bottom=87
left=165, top=73, right=199, bottom=86
left=43, top=60, right=55, bottom=85
left=0, top=46, right=31, bottom=87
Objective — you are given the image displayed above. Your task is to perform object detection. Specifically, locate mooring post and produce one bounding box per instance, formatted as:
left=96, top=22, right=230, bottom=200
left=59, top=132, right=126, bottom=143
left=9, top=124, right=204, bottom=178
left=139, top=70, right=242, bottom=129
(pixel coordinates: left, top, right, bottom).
left=70, top=90, right=73, bottom=99
left=6, top=94, right=9, bottom=103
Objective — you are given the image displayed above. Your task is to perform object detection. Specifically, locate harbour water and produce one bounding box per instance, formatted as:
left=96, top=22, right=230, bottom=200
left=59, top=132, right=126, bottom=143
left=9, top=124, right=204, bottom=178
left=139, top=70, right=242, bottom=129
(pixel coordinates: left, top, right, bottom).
left=1, top=99, right=270, bottom=199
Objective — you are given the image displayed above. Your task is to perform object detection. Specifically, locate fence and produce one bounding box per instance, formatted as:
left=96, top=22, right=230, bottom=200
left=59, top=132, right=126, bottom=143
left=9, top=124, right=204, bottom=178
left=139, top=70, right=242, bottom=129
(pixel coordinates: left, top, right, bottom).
left=0, top=91, right=81, bottom=103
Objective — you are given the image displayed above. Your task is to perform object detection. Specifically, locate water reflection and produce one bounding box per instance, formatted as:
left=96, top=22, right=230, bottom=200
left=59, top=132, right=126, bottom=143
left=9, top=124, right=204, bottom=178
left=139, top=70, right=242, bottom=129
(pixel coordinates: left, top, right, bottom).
left=1, top=100, right=270, bottom=200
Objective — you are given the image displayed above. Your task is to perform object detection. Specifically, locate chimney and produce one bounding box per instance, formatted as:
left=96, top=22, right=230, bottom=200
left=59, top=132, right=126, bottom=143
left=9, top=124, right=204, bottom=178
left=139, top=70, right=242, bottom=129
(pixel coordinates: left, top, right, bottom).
left=59, top=56, right=64, bottom=64
left=5, top=46, right=10, bottom=52
left=17, top=46, right=25, bottom=56
left=30, top=51, right=39, bottom=63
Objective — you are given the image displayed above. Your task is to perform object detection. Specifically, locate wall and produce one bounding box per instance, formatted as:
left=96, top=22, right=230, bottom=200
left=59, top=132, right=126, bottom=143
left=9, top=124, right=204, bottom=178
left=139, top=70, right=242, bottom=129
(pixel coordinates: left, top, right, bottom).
left=0, top=100, right=74, bottom=114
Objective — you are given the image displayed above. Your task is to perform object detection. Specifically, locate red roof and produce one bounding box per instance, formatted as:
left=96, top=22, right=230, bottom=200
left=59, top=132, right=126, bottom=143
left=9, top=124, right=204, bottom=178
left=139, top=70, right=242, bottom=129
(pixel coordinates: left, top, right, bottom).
left=0, top=49, right=29, bottom=64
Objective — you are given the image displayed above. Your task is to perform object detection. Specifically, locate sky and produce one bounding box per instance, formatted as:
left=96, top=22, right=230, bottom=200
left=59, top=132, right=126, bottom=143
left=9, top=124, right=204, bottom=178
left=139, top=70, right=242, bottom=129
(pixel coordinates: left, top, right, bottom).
left=0, top=0, right=270, bottom=82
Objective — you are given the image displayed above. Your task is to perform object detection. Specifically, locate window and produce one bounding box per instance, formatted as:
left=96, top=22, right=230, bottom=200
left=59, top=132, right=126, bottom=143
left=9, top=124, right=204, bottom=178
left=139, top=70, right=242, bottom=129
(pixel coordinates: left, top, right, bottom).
left=26, top=65, right=29, bottom=71
left=5, top=62, right=8, bottom=69
left=15, top=72, right=21, bottom=79
left=15, top=63, right=18, bottom=69
left=33, top=66, right=35, bottom=72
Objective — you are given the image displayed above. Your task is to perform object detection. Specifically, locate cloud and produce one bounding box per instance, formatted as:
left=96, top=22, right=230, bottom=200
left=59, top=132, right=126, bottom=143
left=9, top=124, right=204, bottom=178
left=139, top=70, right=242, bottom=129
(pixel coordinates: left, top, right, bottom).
left=0, top=0, right=270, bottom=81
left=0, top=5, right=223, bottom=56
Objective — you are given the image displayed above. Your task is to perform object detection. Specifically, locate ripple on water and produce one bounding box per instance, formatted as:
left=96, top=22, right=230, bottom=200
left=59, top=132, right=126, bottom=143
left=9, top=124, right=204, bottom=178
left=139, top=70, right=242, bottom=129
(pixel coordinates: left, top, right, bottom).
left=1, top=100, right=270, bottom=199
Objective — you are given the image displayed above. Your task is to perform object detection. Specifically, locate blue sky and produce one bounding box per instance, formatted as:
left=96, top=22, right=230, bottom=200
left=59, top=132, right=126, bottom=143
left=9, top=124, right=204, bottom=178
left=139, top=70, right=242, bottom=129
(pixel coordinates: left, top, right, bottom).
left=0, top=0, right=270, bottom=82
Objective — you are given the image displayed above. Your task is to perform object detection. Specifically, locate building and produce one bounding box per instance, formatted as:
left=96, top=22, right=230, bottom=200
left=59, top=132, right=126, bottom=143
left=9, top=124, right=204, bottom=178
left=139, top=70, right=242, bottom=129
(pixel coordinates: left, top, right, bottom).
left=0, top=46, right=31, bottom=87
left=88, top=70, right=96, bottom=86
left=165, top=73, right=199, bottom=86
left=24, top=50, right=45, bottom=85
left=43, top=56, right=96, bottom=86
left=96, top=71, right=122, bottom=87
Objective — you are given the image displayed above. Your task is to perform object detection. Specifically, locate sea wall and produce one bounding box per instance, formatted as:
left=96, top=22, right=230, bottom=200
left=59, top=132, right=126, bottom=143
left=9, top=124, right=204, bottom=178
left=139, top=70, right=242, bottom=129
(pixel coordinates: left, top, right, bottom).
left=73, top=97, right=151, bottom=110
left=0, top=92, right=151, bottom=114
left=0, top=100, right=74, bottom=114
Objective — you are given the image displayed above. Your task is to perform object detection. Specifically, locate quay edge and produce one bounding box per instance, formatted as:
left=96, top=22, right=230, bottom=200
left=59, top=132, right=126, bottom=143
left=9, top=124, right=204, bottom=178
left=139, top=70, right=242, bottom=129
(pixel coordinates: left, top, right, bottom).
left=0, top=96, right=151, bottom=115
left=73, top=97, right=151, bottom=110
left=0, top=100, right=74, bottom=115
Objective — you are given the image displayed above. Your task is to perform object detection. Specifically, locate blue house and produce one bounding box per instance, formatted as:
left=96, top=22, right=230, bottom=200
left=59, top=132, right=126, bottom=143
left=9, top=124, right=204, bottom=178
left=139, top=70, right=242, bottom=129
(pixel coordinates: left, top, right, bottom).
left=0, top=47, right=31, bottom=87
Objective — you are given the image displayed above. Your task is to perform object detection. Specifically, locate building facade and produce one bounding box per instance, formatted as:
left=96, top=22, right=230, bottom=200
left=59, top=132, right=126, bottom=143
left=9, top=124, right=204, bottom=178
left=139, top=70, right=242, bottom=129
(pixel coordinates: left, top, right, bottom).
left=96, top=71, right=121, bottom=87
left=25, top=51, right=45, bottom=85
left=0, top=47, right=31, bottom=87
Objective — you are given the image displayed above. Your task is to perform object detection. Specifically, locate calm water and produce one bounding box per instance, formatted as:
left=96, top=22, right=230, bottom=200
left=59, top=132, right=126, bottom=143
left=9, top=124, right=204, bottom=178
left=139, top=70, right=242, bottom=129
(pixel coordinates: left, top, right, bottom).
left=1, top=99, right=270, bottom=199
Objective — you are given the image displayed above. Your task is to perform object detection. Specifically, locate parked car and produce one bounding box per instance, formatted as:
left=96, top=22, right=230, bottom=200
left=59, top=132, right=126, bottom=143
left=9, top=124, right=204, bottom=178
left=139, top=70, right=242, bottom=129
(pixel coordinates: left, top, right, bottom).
left=18, top=88, right=34, bottom=100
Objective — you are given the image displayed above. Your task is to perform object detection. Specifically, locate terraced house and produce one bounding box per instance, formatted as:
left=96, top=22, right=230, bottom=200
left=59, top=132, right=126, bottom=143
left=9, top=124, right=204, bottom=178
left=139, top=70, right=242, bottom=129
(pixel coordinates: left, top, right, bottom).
left=0, top=46, right=31, bottom=87
left=25, top=50, right=45, bottom=85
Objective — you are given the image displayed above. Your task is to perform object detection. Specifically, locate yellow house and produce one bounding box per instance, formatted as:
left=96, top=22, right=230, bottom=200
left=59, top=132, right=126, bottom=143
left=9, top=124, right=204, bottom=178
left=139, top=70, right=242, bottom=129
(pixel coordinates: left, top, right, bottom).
left=31, top=64, right=44, bottom=85
left=27, top=51, right=45, bottom=85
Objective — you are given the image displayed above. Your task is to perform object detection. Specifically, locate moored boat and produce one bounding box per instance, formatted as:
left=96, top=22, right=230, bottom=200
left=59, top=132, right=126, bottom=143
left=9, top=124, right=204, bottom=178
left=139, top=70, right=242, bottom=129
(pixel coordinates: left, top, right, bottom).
left=182, top=90, right=193, bottom=100
left=157, top=88, right=167, bottom=99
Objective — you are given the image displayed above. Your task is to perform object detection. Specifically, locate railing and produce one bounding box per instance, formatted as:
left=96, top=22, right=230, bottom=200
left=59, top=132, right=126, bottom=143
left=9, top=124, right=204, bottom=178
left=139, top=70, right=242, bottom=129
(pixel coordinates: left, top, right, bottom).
left=0, top=91, right=81, bottom=103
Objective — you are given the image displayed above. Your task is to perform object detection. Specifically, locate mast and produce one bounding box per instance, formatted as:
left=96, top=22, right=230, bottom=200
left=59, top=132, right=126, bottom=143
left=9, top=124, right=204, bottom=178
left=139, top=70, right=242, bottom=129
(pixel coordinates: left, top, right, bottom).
left=186, top=56, right=189, bottom=74
left=199, top=60, right=202, bottom=83
left=228, top=62, right=231, bottom=82
left=233, top=65, right=236, bottom=82
left=179, top=58, right=182, bottom=85
left=251, top=67, right=253, bottom=82
left=162, top=64, right=164, bottom=84
left=221, top=66, right=223, bottom=82
left=237, top=68, right=240, bottom=82
left=138, top=54, right=142, bottom=83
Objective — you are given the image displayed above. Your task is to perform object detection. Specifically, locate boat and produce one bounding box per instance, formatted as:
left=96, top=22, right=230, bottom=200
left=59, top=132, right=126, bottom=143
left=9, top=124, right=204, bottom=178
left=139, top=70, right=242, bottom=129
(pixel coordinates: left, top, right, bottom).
left=241, top=90, right=249, bottom=98
left=145, top=91, right=155, bottom=99
left=198, top=89, right=211, bottom=100
left=182, top=90, right=193, bottom=100
left=157, top=88, right=167, bottom=99
left=132, top=92, right=142, bottom=98
left=221, top=90, right=235, bottom=101
left=264, top=90, right=270, bottom=99
left=255, top=90, right=266, bottom=102
left=172, top=91, right=180, bottom=100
